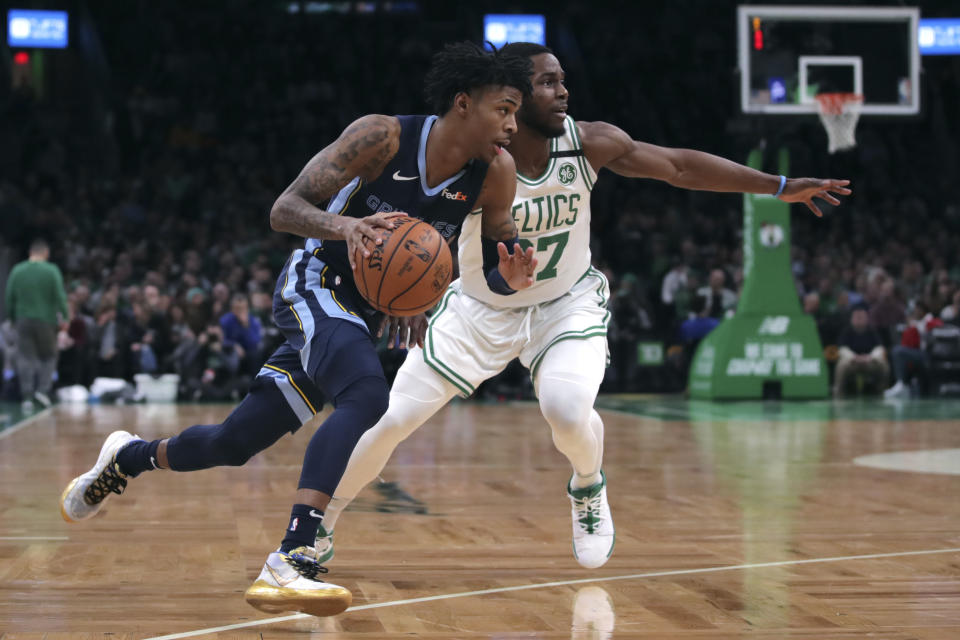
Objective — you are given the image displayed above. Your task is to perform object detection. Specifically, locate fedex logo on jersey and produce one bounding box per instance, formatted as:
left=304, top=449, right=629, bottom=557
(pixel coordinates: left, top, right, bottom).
left=367, top=190, right=467, bottom=213
left=441, top=188, right=468, bottom=201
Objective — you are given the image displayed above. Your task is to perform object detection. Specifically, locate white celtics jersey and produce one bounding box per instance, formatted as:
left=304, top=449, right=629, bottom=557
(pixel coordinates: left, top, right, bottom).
left=459, top=116, right=597, bottom=308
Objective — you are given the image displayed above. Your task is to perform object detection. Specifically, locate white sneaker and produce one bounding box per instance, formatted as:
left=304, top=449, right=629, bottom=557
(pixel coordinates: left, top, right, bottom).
left=60, top=430, right=140, bottom=523
left=572, top=585, right=615, bottom=640
left=884, top=380, right=909, bottom=399
left=314, top=524, right=334, bottom=564
left=244, top=546, right=352, bottom=616
left=567, top=471, right=615, bottom=569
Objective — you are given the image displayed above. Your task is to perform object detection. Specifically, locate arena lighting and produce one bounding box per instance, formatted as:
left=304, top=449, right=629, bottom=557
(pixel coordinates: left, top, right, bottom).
left=919, top=18, right=960, bottom=55
left=13, top=51, right=30, bottom=65
left=483, top=14, right=545, bottom=49
left=7, top=9, right=68, bottom=48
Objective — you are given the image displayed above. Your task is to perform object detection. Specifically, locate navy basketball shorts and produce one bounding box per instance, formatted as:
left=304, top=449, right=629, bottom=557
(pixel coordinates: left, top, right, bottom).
left=255, top=249, right=386, bottom=433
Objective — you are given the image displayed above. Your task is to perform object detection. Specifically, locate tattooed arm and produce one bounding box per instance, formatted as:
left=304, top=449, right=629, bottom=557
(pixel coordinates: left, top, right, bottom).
left=475, top=150, right=537, bottom=291
left=270, top=114, right=402, bottom=269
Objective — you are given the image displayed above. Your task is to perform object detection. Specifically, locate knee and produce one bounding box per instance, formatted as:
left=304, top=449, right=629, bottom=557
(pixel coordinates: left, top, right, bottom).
left=539, top=383, right=592, bottom=435
left=211, top=429, right=255, bottom=466
left=205, top=420, right=261, bottom=466
left=336, top=375, right=390, bottom=428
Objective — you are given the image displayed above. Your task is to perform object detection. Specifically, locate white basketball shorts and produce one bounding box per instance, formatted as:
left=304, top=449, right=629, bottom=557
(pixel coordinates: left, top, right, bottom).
left=419, top=266, right=611, bottom=397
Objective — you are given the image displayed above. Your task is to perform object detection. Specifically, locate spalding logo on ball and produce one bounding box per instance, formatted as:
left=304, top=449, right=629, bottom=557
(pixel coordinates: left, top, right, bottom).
left=355, top=215, right=452, bottom=316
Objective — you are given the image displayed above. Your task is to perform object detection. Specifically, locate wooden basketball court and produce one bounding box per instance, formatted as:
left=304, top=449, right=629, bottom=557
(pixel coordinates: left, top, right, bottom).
left=1, top=397, right=959, bottom=639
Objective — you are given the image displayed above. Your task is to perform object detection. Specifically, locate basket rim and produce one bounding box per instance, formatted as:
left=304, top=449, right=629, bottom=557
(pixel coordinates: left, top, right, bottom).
left=815, top=92, right=864, bottom=115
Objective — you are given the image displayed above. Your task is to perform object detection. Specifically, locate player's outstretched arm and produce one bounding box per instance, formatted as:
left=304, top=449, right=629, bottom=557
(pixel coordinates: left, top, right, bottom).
left=270, top=114, right=402, bottom=268
left=578, top=120, right=851, bottom=217
left=475, top=150, right=537, bottom=292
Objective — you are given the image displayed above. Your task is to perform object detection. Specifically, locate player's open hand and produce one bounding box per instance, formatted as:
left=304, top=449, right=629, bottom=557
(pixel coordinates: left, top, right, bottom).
left=347, top=213, right=399, bottom=271
left=378, top=312, right=428, bottom=350
left=497, top=242, right=538, bottom=291
left=777, top=178, right=852, bottom=218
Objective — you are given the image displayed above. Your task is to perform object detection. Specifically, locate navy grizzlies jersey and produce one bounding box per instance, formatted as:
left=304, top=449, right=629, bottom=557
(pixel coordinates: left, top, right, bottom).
left=311, top=115, right=488, bottom=276
left=274, top=116, right=488, bottom=330
left=277, top=116, right=488, bottom=335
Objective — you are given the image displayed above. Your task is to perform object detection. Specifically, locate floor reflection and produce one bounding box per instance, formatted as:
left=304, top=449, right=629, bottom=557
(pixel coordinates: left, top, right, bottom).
left=571, top=585, right=615, bottom=640
left=692, top=417, right=826, bottom=627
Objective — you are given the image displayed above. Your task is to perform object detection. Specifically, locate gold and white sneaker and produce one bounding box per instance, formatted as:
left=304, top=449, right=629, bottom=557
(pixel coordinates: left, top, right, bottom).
left=60, top=430, right=140, bottom=523
left=244, top=546, right=351, bottom=616
left=567, top=471, right=615, bottom=569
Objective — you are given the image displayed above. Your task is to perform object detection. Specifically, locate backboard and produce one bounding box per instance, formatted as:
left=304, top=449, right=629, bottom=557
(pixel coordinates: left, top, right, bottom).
left=738, top=5, right=920, bottom=116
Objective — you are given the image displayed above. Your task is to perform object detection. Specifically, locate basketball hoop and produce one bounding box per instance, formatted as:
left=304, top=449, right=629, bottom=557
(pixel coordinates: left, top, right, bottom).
left=815, top=93, right=863, bottom=154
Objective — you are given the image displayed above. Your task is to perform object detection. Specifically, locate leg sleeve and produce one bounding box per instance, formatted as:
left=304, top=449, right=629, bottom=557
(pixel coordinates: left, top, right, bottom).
left=323, top=349, right=459, bottom=531
left=296, top=323, right=390, bottom=496
left=166, top=376, right=302, bottom=470
left=534, top=336, right=607, bottom=480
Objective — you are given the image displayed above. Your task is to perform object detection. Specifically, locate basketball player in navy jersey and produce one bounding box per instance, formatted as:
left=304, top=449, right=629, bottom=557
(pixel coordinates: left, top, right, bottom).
left=60, top=42, right=536, bottom=616
left=316, top=43, right=852, bottom=570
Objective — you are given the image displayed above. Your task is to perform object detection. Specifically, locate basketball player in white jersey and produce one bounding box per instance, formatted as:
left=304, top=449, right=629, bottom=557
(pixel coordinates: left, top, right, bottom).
left=317, top=43, right=851, bottom=569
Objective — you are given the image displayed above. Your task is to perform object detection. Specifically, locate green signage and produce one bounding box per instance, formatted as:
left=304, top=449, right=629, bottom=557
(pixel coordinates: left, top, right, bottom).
left=637, top=342, right=664, bottom=366
left=688, top=149, right=828, bottom=399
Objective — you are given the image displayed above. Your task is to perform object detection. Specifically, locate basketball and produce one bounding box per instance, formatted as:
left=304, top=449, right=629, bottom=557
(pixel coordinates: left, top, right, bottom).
left=354, top=214, right=452, bottom=316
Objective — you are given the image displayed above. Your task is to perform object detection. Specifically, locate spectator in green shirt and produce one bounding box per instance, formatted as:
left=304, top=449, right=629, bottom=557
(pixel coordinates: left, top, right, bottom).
left=4, top=238, right=69, bottom=409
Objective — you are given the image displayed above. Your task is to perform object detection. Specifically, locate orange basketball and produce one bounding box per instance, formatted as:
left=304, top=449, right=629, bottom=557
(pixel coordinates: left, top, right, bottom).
left=354, top=215, right=452, bottom=316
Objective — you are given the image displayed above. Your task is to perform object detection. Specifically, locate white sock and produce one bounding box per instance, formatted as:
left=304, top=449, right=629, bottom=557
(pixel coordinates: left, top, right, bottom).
left=570, top=471, right=603, bottom=490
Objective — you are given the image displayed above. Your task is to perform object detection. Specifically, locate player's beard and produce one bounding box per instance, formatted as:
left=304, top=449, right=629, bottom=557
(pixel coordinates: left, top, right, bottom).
left=520, top=107, right=565, bottom=139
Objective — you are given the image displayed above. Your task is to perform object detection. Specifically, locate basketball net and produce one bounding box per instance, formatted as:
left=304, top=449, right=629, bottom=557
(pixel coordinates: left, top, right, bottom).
left=815, top=93, right=863, bottom=154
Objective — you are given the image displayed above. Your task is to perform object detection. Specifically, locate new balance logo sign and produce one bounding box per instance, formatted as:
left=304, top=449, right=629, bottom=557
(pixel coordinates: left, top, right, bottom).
left=392, top=171, right=418, bottom=181
left=758, top=316, right=790, bottom=335
left=441, top=188, right=468, bottom=201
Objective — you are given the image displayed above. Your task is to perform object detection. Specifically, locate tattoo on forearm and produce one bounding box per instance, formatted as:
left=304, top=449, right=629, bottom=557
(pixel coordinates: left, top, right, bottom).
left=270, top=116, right=398, bottom=240
left=299, top=119, right=394, bottom=204
left=271, top=193, right=352, bottom=240
left=297, top=158, right=349, bottom=206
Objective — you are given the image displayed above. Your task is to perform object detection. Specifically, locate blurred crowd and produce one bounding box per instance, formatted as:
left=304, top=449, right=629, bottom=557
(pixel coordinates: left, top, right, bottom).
left=2, top=1, right=959, bottom=401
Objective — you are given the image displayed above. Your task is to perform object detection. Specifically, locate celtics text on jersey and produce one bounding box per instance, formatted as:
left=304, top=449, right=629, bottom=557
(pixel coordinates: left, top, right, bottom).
left=458, top=116, right=597, bottom=308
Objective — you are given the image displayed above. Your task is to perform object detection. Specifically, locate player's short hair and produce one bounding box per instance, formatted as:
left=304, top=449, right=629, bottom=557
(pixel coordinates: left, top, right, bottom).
left=499, top=42, right=553, bottom=60
left=29, top=238, right=49, bottom=254
left=424, top=41, right=533, bottom=115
